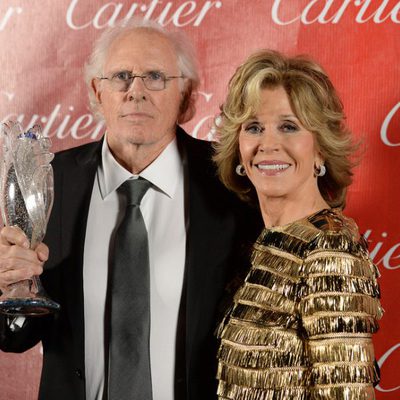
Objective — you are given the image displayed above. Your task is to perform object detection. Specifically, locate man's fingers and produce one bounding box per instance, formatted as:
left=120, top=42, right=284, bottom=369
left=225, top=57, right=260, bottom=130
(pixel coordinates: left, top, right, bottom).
left=0, top=259, right=43, bottom=286
left=2, top=244, right=41, bottom=265
left=0, top=266, right=42, bottom=285
left=36, top=243, right=49, bottom=262
left=0, top=227, right=46, bottom=288
left=0, top=226, right=30, bottom=248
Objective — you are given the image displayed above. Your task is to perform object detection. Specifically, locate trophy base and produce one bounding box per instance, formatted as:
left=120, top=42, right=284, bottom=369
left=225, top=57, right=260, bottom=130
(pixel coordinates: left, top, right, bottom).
left=0, top=277, right=60, bottom=317
left=0, top=296, right=60, bottom=316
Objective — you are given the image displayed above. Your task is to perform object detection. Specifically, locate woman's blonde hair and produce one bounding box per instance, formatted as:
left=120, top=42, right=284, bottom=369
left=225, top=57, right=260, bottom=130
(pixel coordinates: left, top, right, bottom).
left=213, top=50, right=357, bottom=208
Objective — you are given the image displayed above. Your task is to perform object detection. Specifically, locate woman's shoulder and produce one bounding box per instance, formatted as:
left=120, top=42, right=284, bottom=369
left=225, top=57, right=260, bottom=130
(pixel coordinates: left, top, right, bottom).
left=305, top=208, right=369, bottom=258
left=255, top=208, right=368, bottom=260
left=308, top=208, right=359, bottom=237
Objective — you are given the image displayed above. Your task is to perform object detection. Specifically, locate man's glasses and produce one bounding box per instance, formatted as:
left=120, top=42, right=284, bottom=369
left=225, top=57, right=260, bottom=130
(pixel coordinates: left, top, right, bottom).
left=99, top=70, right=184, bottom=91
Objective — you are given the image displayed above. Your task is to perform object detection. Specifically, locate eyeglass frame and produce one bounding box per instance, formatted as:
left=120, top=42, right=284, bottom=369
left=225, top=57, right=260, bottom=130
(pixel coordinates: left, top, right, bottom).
left=97, top=70, right=185, bottom=92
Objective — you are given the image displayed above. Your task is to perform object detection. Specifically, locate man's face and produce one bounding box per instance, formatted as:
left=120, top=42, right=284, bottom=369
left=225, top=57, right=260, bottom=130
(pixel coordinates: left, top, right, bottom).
left=92, top=29, right=183, bottom=169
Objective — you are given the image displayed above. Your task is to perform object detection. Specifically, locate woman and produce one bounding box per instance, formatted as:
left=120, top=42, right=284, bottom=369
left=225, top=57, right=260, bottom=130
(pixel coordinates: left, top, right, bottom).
left=213, top=50, right=383, bottom=399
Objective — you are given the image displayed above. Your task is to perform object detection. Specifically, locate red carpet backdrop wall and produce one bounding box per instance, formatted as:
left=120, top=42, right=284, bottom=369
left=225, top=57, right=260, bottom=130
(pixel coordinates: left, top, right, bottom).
left=0, top=0, right=399, bottom=398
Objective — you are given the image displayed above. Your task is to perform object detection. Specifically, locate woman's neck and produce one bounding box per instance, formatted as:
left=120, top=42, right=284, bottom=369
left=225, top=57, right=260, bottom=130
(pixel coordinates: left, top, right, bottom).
left=259, top=195, right=330, bottom=228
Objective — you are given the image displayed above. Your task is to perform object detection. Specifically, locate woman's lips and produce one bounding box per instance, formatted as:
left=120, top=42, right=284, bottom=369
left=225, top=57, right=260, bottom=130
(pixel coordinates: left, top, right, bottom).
left=255, top=161, right=291, bottom=175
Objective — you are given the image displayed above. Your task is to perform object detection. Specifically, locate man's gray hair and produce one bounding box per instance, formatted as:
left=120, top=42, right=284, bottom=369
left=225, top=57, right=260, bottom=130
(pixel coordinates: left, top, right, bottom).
left=84, top=18, right=200, bottom=123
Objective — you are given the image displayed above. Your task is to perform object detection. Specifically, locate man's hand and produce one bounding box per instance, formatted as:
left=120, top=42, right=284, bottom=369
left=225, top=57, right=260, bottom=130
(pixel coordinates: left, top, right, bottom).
left=0, top=226, right=48, bottom=292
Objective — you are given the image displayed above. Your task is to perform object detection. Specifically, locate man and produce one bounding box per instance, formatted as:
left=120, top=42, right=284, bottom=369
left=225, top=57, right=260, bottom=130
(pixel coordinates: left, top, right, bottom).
left=0, top=19, right=257, bottom=400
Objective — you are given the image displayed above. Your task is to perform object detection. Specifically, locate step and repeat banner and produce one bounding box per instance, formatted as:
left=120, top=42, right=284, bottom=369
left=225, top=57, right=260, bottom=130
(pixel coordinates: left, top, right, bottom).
left=0, top=0, right=399, bottom=398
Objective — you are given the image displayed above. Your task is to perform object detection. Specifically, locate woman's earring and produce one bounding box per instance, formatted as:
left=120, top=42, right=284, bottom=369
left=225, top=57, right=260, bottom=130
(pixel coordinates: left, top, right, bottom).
left=235, top=164, right=246, bottom=176
left=315, top=164, right=326, bottom=177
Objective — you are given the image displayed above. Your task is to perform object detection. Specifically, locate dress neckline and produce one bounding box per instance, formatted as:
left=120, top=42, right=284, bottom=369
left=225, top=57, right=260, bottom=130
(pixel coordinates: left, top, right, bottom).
left=263, top=208, right=334, bottom=232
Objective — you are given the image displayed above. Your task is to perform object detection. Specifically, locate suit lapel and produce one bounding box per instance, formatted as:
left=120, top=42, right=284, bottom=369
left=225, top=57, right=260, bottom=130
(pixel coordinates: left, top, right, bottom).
left=56, top=140, right=102, bottom=369
left=178, top=129, right=237, bottom=391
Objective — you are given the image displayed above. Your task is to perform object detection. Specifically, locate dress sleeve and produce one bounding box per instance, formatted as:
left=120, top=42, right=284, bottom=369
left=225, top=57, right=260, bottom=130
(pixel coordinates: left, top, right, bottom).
left=299, top=230, right=384, bottom=399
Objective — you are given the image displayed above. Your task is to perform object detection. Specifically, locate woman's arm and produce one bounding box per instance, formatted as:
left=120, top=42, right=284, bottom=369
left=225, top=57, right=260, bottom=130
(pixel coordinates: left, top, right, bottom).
left=299, top=230, right=383, bottom=399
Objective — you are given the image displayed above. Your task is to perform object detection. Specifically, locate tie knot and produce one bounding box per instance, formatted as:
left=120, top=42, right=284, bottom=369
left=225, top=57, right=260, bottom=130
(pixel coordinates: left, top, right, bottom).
left=119, top=178, right=152, bottom=206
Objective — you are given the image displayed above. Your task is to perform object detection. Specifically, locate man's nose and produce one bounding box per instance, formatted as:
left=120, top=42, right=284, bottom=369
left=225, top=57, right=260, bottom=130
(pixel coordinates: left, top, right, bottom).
left=127, top=76, right=147, bottom=101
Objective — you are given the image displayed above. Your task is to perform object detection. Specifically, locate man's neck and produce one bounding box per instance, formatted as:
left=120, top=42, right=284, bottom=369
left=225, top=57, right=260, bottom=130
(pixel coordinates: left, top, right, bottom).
left=107, top=134, right=176, bottom=174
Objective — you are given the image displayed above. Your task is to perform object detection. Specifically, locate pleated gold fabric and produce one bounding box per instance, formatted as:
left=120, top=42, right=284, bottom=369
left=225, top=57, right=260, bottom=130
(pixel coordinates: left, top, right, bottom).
left=217, top=209, right=383, bottom=400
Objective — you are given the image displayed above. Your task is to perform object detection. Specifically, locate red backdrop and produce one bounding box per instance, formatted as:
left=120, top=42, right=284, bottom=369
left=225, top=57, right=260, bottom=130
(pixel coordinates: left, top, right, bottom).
left=0, top=1, right=399, bottom=398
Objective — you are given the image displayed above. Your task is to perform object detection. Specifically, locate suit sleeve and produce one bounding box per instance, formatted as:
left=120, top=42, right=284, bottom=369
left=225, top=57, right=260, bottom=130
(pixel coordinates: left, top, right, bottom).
left=298, top=230, right=383, bottom=399
left=0, top=313, right=50, bottom=353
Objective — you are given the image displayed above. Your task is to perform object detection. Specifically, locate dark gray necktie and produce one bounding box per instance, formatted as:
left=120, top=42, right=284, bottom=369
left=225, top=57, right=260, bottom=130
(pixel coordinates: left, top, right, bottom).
left=109, top=178, right=153, bottom=400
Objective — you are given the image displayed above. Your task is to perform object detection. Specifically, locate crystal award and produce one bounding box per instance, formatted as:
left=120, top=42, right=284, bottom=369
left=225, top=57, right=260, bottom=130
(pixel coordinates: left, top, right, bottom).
left=0, top=122, right=60, bottom=316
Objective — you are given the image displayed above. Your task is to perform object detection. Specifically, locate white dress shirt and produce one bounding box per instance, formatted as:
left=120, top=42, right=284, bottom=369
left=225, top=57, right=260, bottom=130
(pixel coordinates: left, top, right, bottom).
left=83, top=136, right=186, bottom=400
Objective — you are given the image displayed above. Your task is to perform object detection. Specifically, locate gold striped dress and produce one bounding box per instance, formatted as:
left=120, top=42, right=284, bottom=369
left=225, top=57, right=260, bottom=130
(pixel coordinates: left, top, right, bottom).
left=217, top=208, right=383, bottom=400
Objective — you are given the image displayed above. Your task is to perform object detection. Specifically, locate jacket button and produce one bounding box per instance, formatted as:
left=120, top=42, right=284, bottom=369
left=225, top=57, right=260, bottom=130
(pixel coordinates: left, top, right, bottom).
left=75, top=368, right=83, bottom=379
left=176, top=377, right=184, bottom=384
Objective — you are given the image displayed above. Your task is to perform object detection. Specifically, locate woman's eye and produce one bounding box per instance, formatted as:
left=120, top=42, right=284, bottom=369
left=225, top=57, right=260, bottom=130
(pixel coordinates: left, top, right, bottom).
left=280, top=122, right=299, bottom=133
left=113, top=71, right=131, bottom=81
left=147, top=71, right=164, bottom=81
left=244, top=124, right=264, bottom=134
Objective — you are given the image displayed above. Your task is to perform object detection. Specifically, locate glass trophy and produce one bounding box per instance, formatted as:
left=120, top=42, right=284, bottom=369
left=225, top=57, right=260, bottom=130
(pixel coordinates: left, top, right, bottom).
left=0, top=122, right=60, bottom=316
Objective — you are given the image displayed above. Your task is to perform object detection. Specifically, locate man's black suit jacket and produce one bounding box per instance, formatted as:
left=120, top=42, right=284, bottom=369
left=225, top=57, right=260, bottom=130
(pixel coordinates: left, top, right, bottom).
left=0, top=127, right=259, bottom=399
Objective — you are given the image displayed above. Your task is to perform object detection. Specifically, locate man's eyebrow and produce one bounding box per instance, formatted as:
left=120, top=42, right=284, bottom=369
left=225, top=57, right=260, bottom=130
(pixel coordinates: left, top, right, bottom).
left=104, top=68, right=130, bottom=74
left=107, top=67, right=167, bottom=73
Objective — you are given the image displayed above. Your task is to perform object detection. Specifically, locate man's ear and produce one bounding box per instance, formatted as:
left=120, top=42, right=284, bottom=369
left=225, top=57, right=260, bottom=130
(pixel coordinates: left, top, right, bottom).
left=91, top=78, right=102, bottom=105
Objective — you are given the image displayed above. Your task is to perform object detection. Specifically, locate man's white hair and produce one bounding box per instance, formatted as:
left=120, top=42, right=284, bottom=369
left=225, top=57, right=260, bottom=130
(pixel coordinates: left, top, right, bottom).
left=84, top=18, right=200, bottom=123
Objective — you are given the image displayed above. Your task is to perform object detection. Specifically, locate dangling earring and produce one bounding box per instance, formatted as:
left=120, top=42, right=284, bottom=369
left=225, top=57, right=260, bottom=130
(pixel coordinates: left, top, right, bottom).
left=315, top=164, right=326, bottom=177
left=235, top=164, right=246, bottom=176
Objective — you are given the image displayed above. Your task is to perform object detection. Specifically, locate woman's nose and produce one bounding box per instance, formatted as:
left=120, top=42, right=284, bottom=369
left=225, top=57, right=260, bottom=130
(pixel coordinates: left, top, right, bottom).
left=258, top=130, right=280, bottom=153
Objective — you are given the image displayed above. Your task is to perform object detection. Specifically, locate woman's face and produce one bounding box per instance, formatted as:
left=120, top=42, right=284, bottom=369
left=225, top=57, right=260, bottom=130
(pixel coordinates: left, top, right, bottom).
left=239, top=86, right=323, bottom=204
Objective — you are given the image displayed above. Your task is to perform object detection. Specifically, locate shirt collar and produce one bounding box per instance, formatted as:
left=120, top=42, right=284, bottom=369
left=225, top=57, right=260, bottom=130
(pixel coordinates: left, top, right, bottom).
left=98, top=134, right=182, bottom=200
